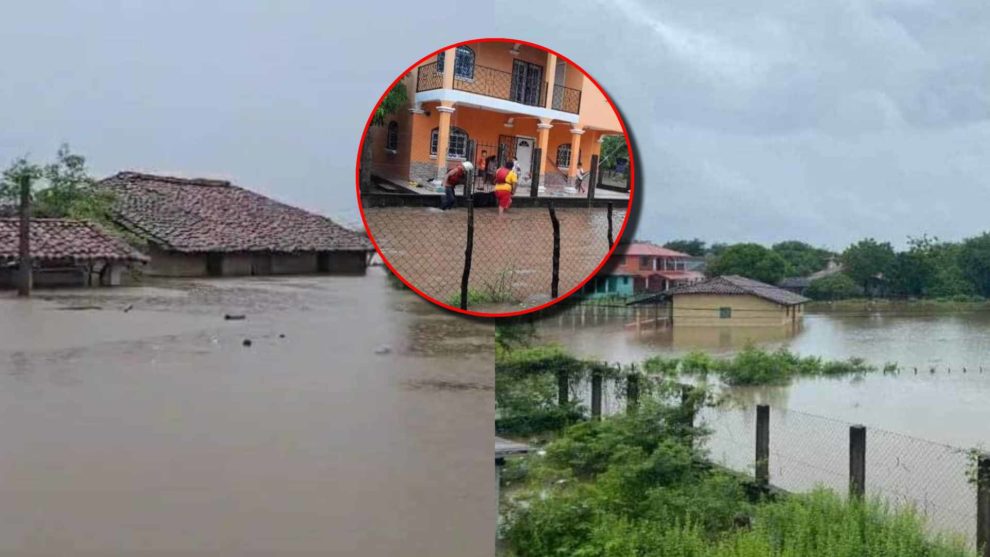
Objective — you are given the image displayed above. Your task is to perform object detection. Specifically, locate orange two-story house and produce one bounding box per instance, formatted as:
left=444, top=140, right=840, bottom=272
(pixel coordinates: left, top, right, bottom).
left=584, top=242, right=704, bottom=297
left=366, top=41, right=625, bottom=190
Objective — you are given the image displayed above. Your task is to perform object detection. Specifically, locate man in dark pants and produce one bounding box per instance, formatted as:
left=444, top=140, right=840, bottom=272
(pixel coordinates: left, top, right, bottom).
left=440, top=161, right=473, bottom=210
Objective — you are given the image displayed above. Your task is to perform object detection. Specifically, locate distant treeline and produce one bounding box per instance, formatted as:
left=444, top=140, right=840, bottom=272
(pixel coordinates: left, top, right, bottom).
left=663, top=236, right=990, bottom=301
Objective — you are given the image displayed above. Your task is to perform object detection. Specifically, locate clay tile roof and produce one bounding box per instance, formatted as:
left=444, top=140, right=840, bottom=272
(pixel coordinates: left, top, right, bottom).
left=98, top=171, right=373, bottom=253
left=613, top=242, right=689, bottom=258
left=0, top=218, right=148, bottom=263
left=667, top=275, right=810, bottom=306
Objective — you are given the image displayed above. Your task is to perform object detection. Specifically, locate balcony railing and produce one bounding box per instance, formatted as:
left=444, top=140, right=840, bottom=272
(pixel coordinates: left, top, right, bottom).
left=551, top=84, right=582, bottom=115
left=416, top=61, right=443, bottom=92
left=416, top=63, right=581, bottom=114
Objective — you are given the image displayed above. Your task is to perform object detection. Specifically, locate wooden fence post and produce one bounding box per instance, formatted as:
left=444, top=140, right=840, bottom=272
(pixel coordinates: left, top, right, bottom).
left=557, top=370, right=569, bottom=406
left=591, top=369, right=603, bottom=420
left=626, top=374, right=639, bottom=414
left=977, top=454, right=990, bottom=557
left=756, top=404, right=770, bottom=489
left=849, top=425, right=866, bottom=500
left=606, top=202, right=614, bottom=247
left=549, top=203, right=560, bottom=298
left=18, top=174, right=32, bottom=297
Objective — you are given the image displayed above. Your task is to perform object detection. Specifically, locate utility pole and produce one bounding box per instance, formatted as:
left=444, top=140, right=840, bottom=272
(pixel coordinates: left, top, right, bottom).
left=17, top=172, right=32, bottom=297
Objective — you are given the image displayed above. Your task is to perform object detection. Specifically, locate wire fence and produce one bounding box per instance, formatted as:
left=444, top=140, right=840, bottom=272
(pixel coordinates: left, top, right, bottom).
left=701, top=405, right=980, bottom=548
left=364, top=201, right=624, bottom=311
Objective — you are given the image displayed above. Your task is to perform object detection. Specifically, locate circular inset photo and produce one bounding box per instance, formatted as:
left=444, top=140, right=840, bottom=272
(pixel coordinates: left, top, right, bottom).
left=357, top=38, right=634, bottom=317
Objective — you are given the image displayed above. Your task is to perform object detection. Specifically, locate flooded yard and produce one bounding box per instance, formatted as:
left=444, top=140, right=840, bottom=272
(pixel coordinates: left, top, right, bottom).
left=364, top=206, right=625, bottom=311
left=536, top=303, right=990, bottom=545
left=0, top=269, right=493, bottom=555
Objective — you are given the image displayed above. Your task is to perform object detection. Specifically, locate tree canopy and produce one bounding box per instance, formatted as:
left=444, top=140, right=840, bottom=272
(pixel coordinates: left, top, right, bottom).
left=664, top=239, right=706, bottom=256
left=707, top=243, right=789, bottom=285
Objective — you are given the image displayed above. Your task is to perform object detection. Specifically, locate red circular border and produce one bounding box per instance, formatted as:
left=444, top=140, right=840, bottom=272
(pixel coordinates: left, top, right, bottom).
left=355, top=37, right=636, bottom=318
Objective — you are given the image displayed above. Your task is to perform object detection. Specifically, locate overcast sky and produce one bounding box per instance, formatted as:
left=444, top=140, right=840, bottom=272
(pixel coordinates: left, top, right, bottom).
left=2, top=1, right=987, bottom=250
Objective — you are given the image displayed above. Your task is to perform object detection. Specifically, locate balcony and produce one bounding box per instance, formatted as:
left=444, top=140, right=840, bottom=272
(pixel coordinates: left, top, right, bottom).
left=416, top=62, right=581, bottom=115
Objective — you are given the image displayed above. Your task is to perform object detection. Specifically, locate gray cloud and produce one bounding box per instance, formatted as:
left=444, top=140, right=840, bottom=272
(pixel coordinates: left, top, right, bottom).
left=497, top=0, right=990, bottom=250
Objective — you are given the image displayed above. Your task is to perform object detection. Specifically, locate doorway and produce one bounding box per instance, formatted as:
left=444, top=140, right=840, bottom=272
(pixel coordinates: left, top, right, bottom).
left=510, top=60, right=543, bottom=106
left=514, top=136, right=534, bottom=182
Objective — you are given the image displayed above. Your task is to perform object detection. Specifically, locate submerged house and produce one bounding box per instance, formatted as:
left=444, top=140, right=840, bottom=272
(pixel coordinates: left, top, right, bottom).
left=664, top=275, right=809, bottom=327
left=0, top=218, right=148, bottom=287
left=99, top=172, right=373, bottom=277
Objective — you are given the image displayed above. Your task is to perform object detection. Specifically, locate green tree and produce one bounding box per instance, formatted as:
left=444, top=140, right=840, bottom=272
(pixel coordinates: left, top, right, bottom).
left=359, top=81, right=409, bottom=192
left=805, top=273, right=862, bottom=300
left=841, top=238, right=896, bottom=296
left=771, top=241, right=832, bottom=277
left=707, top=243, right=788, bottom=284
left=663, top=239, right=706, bottom=256
left=598, top=135, right=628, bottom=172
left=1, top=145, right=114, bottom=225
left=958, top=232, right=990, bottom=297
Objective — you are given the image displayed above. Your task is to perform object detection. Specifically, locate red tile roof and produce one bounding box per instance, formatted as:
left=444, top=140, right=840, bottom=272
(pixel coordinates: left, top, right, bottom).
left=99, top=172, right=372, bottom=254
left=613, top=242, right=689, bottom=258
left=0, top=218, right=148, bottom=263
left=667, top=275, right=810, bottom=306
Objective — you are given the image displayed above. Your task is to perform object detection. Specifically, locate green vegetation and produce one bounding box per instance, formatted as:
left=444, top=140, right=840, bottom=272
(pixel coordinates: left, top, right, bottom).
left=805, top=273, right=862, bottom=300
left=501, top=400, right=972, bottom=557
left=360, top=81, right=409, bottom=192
left=706, top=243, right=790, bottom=285
left=447, top=268, right=520, bottom=307
left=664, top=238, right=707, bottom=256
left=1, top=145, right=117, bottom=226
left=645, top=346, right=877, bottom=386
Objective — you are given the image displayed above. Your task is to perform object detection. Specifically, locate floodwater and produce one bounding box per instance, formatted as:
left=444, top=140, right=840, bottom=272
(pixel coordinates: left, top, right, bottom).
left=364, top=206, right=625, bottom=311
left=0, top=269, right=494, bottom=556
left=537, top=303, right=990, bottom=545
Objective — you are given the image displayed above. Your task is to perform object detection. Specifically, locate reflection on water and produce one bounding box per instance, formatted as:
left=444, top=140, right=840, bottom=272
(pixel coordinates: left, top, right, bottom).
left=0, top=269, right=493, bottom=556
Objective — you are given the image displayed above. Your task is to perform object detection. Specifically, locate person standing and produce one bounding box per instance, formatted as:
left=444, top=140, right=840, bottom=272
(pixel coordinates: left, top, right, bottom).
left=440, top=162, right=473, bottom=210
left=574, top=162, right=587, bottom=193
left=493, top=160, right=518, bottom=217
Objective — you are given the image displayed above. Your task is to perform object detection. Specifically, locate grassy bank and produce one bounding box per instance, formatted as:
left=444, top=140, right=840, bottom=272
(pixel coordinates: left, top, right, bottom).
left=500, top=401, right=974, bottom=557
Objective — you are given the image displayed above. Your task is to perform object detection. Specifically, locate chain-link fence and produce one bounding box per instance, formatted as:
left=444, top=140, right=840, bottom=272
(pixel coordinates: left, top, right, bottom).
left=363, top=199, right=624, bottom=311
left=701, top=405, right=981, bottom=548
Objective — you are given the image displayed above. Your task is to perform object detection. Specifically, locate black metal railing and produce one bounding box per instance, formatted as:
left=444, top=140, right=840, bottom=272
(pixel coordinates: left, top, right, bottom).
left=551, top=84, right=582, bottom=114
left=416, top=61, right=442, bottom=92
left=417, top=63, right=557, bottom=110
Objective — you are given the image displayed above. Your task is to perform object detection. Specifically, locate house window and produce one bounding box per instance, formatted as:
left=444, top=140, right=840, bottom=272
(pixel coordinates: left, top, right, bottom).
left=436, top=46, right=476, bottom=80
left=385, top=121, right=398, bottom=152
left=675, top=259, right=685, bottom=270
left=556, top=144, right=571, bottom=168
left=719, top=307, right=732, bottom=319
left=639, top=256, right=652, bottom=270
left=430, top=126, right=469, bottom=159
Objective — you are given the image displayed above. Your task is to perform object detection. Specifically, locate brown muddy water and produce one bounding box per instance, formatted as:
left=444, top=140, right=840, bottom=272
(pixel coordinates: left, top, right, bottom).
left=364, top=206, right=625, bottom=311
left=0, top=269, right=493, bottom=556
left=536, top=303, right=990, bottom=545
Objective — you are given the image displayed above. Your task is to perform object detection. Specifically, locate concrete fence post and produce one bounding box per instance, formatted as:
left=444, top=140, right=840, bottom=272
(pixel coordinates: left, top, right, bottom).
left=591, top=369, right=603, bottom=420
left=977, top=454, right=990, bottom=557
left=756, top=404, right=770, bottom=489
left=626, top=373, right=639, bottom=414
left=557, top=370, right=569, bottom=406
left=849, top=425, right=867, bottom=500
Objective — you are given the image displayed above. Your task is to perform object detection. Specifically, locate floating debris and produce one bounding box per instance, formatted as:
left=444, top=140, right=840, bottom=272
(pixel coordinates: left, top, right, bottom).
left=225, top=314, right=246, bottom=321
left=374, top=345, right=391, bottom=355
left=242, top=339, right=252, bottom=347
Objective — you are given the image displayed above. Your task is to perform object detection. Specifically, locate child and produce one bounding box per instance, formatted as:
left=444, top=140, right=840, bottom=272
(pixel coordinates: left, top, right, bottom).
left=575, top=162, right=587, bottom=193
left=493, top=160, right=518, bottom=216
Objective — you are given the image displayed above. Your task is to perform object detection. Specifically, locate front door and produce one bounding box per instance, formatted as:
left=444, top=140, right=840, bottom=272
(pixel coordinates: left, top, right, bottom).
left=514, top=137, right=534, bottom=182
left=511, top=60, right=543, bottom=106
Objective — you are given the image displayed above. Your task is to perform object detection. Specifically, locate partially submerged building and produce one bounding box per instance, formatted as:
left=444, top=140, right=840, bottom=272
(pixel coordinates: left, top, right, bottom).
left=100, top=172, right=373, bottom=277
left=583, top=242, right=704, bottom=297
left=0, top=218, right=148, bottom=287
left=665, top=275, right=809, bottom=327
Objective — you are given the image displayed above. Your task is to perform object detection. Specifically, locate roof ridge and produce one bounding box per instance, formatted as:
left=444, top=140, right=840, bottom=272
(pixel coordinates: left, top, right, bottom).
left=110, top=171, right=231, bottom=187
